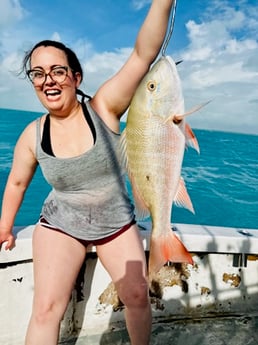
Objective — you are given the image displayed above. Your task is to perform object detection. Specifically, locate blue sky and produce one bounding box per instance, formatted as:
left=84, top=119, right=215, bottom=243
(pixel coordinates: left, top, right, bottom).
left=0, top=0, right=258, bottom=134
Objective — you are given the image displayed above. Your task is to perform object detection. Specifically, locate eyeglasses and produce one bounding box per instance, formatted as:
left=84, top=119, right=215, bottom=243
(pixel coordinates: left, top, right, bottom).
left=27, top=66, right=70, bottom=86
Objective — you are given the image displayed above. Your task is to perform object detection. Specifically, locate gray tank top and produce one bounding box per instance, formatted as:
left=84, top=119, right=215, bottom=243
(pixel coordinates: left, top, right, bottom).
left=36, top=101, right=134, bottom=241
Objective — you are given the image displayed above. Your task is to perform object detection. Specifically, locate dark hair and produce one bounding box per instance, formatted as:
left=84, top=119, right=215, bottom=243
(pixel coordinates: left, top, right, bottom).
left=21, top=40, right=84, bottom=82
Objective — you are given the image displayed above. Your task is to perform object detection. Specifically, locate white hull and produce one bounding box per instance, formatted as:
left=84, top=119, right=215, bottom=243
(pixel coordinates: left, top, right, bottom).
left=1, top=222, right=258, bottom=344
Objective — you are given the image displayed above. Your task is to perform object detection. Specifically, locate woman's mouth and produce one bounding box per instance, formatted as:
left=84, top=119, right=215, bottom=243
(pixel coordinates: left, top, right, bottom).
left=45, top=89, right=61, bottom=98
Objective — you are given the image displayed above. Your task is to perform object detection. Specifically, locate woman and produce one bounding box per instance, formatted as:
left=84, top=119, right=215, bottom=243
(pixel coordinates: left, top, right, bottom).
left=0, top=1, right=174, bottom=344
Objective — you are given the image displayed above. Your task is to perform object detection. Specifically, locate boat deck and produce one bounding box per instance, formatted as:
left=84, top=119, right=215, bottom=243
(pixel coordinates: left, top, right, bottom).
left=60, top=313, right=258, bottom=345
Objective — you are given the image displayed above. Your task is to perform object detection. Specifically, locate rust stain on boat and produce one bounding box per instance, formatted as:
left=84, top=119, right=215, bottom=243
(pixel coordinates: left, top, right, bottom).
left=99, top=263, right=192, bottom=311
left=99, top=282, right=123, bottom=311
left=223, top=273, right=241, bottom=287
left=247, top=255, right=258, bottom=261
left=200, top=287, right=211, bottom=296
left=150, top=263, right=191, bottom=298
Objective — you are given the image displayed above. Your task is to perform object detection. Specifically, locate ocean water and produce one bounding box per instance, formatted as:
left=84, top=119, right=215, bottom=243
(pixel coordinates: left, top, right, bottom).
left=0, top=108, right=257, bottom=229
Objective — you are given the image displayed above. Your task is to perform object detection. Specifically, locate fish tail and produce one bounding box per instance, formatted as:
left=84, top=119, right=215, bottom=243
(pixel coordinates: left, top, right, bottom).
left=148, top=229, right=193, bottom=276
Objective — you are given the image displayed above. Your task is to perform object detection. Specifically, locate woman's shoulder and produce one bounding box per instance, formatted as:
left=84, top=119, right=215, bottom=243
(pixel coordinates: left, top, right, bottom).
left=17, top=114, right=47, bottom=147
left=88, top=97, right=120, bottom=133
left=24, top=114, right=47, bottom=132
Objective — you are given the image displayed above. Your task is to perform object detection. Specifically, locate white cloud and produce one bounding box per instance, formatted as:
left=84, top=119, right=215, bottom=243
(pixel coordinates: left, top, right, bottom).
left=0, top=50, right=44, bottom=112
left=131, top=0, right=151, bottom=11
left=81, top=48, right=132, bottom=96
left=51, top=32, right=61, bottom=42
left=0, top=0, right=26, bottom=29
left=176, top=1, right=258, bottom=134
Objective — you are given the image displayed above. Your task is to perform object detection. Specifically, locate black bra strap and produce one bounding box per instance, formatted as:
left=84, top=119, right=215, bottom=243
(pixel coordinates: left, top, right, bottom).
left=79, top=91, right=96, bottom=144
left=76, top=89, right=92, bottom=101
left=41, top=114, right=55, bottom=156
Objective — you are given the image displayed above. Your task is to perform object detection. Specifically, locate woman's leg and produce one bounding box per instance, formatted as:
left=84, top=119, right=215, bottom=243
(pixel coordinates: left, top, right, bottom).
left=96, top=223, right=152, bottom=345
left=25, top=224, right=87, bottom=345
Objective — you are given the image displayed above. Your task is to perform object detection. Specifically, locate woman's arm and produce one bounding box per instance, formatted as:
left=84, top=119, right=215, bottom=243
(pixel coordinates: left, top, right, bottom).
left=0, top=122, right=38, bottom=250
left=91, top=0, right=175, bottom=124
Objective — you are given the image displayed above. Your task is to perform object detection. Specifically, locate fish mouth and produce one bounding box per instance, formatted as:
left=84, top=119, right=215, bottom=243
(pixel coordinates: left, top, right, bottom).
left=164, top=55, right=183, bottom=68
left=164, top=55, right=178, bottom=67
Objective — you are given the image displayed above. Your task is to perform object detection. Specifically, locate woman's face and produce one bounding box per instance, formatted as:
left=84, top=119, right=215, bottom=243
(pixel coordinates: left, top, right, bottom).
left=30, top=46, right=81, bottom=115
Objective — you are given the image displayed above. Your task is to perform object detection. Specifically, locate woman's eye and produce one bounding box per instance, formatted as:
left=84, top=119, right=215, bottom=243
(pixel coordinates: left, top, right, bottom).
left=53, top=68, right=65, bottom=76
left=33, top=71, right=44, bottom=78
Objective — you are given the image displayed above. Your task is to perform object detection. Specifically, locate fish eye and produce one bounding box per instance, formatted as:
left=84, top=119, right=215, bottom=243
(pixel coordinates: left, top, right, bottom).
left=147, top=81, right=156, bottom=92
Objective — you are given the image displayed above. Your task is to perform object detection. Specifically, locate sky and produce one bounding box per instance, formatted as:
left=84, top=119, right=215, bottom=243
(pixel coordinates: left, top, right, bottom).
left=0, top=0, right=257, bottom=134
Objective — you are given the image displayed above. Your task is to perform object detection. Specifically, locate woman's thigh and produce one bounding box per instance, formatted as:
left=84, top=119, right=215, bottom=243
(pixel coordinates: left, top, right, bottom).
left=96, top=223, right=148, bottom=287
left=32, top=224, right=87, bottom=310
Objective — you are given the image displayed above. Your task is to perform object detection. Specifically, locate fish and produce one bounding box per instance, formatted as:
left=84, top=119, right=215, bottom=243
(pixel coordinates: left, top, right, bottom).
left=120, top=56, right=200, bottom=277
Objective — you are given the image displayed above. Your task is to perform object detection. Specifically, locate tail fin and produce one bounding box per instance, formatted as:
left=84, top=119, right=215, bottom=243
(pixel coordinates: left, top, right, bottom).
left=148, top=229, right=193, bottom=277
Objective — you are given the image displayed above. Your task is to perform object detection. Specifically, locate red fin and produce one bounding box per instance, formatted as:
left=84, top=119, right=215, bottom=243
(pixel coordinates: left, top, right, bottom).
left=148, top=230, right=193, bottom=277
left=185, top=123, right=200, bottom=153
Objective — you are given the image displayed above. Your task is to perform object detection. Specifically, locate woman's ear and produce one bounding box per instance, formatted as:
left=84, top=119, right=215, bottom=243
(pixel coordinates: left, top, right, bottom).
left=74, top=72, right=82, bottom=87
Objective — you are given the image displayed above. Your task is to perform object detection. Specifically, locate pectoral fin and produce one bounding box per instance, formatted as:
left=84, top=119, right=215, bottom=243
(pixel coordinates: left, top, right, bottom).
left=119, top=129, right=150, bottom=220
left=172, top=100, right=212, bottom=123
left=130, top=174, right=150, bottom=220
left=174, top=177, right=195, bottom=213
left=185, top=123, right=200, bottom=153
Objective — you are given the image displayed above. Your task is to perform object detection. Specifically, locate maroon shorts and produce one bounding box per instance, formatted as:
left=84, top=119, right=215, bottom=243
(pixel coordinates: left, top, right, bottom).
left=38, top=216, right=136, bottom=246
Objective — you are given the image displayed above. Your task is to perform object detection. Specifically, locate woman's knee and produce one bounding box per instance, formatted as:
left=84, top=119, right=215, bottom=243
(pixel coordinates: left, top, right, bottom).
left=32, top=297, right=68, bottom=325
left=117, top=279, right=150, bottom=309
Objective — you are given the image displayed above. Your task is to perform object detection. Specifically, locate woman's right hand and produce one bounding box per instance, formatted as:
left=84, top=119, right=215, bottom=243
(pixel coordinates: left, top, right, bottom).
left=0, top=226, right=15, bottom=251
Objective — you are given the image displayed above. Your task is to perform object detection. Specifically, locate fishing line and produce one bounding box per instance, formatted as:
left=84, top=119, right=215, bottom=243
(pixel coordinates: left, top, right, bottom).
left=161, top=0, right=178, bottom=56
